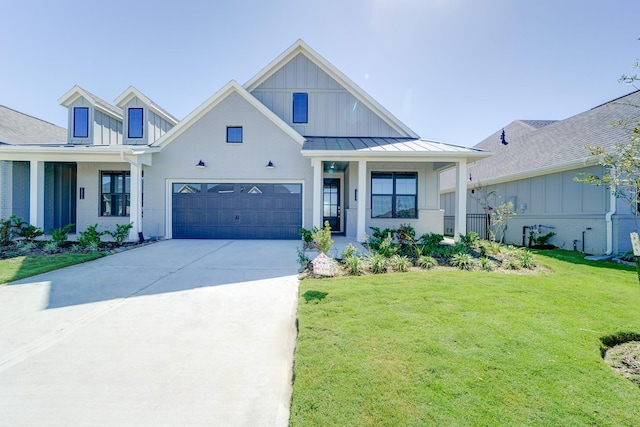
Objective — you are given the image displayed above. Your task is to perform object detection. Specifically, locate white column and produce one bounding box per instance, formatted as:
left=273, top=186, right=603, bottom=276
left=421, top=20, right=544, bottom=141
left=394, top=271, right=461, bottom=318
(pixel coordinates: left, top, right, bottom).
left=454, top=160, right=467, bottom=240
left=356, top=160, right=367, bottom=242
left=312, top=158, right=322, bottom=229
left=29, top=160, right=45, bottom=228
left=128, top=162, right=142, bottom=241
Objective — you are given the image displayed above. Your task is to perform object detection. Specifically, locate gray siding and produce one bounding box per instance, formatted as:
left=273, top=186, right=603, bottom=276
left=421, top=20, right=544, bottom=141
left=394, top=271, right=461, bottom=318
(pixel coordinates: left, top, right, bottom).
left=67, top=97, right=122, bottom=145
left=251, top=53, right=403, bottom=137
left=121, top=98, right=173, bottom=145
left=12, top=161, right=30, bottom=221
left=148, top=110, right=172, bottom=143
left=0, top=161, right=12, bottom=220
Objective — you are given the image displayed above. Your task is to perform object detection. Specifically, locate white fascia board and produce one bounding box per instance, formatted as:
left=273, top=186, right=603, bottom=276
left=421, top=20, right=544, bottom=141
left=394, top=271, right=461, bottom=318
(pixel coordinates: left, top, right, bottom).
left=114, top=86, right=178, bottom=125
left=58, top=85, right=123, bottom=120
left=243, top=39, right=419, bottom=139
left=0, top=145, right=159, bottom=162
left=152, top=80, right=305, bottom=149
left=301, top=149, right=491, bottom=162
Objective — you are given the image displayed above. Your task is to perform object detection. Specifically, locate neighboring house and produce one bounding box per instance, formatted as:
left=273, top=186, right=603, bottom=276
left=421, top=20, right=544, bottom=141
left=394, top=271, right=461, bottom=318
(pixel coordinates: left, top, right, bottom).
left=0, top=105, right=67, bottom=224
left=0, top=40, right=488, bottom=241
left=440, top=90, right=640, bottom=255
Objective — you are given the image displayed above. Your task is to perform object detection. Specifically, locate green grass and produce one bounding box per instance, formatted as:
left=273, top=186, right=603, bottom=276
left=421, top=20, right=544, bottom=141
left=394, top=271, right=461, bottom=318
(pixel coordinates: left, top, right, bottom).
left=0, top=252, right=103, bottom=284
left=291, top=250, right=640, bottom=426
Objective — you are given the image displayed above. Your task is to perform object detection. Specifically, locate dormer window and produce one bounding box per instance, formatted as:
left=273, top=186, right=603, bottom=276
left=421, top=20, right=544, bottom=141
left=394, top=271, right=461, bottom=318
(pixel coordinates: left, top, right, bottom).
left=292, top=93, right=308, bottom=123
left=73, top=107, right=89, bottom=138
left=128, top=108, right=143, bottom=138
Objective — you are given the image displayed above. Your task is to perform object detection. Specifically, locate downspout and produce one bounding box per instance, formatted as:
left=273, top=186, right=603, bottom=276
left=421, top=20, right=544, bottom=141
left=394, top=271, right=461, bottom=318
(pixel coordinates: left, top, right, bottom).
left=605, top=166, right=616, bottom=255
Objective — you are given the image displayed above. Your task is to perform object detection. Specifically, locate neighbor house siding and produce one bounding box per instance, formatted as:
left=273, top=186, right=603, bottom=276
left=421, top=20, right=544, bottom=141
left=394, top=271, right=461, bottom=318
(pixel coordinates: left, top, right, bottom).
left=251, top=53, right=403, bottom=137
left=11, top=161, right=30, bottom=221
left=0, top=161, right=13, bottom=220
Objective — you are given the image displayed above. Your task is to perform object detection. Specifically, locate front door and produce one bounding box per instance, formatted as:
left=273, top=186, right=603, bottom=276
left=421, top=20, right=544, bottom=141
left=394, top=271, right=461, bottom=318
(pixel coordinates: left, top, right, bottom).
left=323, top=178, right=341, bottom=232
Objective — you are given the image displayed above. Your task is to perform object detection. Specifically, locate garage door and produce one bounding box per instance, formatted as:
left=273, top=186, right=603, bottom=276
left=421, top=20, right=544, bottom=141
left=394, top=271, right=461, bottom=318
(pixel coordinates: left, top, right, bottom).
left=172, top=183, right=302, bottom=239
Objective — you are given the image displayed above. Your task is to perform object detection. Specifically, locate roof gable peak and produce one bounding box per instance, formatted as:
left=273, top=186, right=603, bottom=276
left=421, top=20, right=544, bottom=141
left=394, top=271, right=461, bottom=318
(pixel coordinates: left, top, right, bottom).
left=114, top=86, right=179, bottom=125
left=58, top=85, right=122, bottom=120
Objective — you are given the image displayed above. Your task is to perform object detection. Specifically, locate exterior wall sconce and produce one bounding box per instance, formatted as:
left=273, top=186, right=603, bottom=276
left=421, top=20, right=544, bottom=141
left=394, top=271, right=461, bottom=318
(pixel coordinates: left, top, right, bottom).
left=266, top=161, right=275, bottom=169
left=196, top=160, right=206, bottom=169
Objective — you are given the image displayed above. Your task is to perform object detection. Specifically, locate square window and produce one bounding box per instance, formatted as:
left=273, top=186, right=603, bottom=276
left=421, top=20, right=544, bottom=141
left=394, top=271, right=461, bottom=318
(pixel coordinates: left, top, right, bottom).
left=128, top=108, right=143, bottom=138
left=73, top=107, right=89, bottom=138
left=371, top=172, right=418, bottom=219
left=293, top=93, right=308, bottom=123
left=227, top=126, right=243, bottom=143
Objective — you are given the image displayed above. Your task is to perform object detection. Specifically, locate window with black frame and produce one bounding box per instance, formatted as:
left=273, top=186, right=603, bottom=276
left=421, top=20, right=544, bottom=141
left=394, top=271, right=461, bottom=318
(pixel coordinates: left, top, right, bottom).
left=371, top=172, right=417, bottom=218
left=101, top=171, right=130, bottom=216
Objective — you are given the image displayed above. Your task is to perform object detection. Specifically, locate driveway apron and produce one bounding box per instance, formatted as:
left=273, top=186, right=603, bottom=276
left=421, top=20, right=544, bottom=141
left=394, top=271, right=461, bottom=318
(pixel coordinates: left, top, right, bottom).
left=0, top=239, right=300, bottom=426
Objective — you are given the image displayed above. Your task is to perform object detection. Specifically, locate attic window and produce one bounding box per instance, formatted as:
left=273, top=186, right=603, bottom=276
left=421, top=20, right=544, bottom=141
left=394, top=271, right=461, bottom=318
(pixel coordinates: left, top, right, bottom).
left=73, top=107, right=89, bottom=138
left=227, top=126, right=243, bottom=143
left=128, top=108, right=143, bottom=138
left=292, top=93, right=308, bottom=123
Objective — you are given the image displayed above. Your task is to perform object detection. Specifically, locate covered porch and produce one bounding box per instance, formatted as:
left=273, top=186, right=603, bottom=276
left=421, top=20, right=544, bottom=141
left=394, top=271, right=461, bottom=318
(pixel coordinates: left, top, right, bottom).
left=301, top=137, right=490, bottom=242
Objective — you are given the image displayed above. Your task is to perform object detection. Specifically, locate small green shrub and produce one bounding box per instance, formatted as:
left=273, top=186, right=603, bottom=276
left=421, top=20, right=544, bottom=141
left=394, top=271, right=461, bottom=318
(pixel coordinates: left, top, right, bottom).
left=534, top=231, right=556, bottom=246
left=297, top=247, right=309, bottom=268
left=341, top=243, right=358, bottom=259
left=43, top=240, right=59, bottom=254
left=15, top=240, right=36, bottom=254
left=391, top=255, right=411, bottom=272
left=368, top=226, right=398, bottom=253
left=311, top=221, right=334, bottom=255
left=417, top=255, right=438, bottom=269
left=482, top=240, right=502, bottom=256
left=50, top=223, right=74, bottom=246
left=85, top=241, right=101, bottom=253
left=369, top=253, right=388, bottom=274
left=16, top=224, right=44, bottom=241
left=374, top=233, right=397, bottom=258
left=106, top=222, right=133, bottom=245
left=299, top=227, right=314, bottom=247
left=78, top=224, right=105, bottom=247
left=502, top=258, right=521, bottom=270
left=418, top=233, right=444, bottom=253
left=343, top=256, right=363, bottom=276
left=450, top=252, right=476, bottom=270
left=459, top=231, right=480, bottom=249
left=478, top=257, right=497, bottom=271
left=0, top=218, right=13, bottom=246
left=519, top=250, right=537, bottom=269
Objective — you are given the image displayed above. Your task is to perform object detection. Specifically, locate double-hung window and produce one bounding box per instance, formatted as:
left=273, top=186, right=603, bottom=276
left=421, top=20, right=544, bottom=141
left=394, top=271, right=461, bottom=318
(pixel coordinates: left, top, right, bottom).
left=101, top=171, right=130, bottom=216
left=128, top=108, right=144, bottom=138
left=73, top=107, right=89, bottom=138
left=292, top=92, right=308, bottom=123
left=371, top=172, right=417, bottom=218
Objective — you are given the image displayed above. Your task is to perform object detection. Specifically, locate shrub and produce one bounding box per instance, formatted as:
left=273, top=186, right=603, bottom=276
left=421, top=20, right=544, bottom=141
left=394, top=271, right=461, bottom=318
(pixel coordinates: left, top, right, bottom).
left=374, top=233, right=397, bottom=258
left=534, top=231, right=556, bottom=246
left=297, top=247, right=309, bottom=268
left=50, top=223, right=74, bottom=246
left=343, top=256, right=363, bottom=276
left=417, top=255, right=438, bottom=269
left=391, top=255, right=411, bottom=272
left=299, top=228, right=314, bottom=248
left=478, top=257, right=497, bottom=271
left=0, top=218, right=12, bottom=246
left=369, top=253, right=388, bottom=274
left=16, top=224, right=44, bottom=241
left=459, top=231, right=480, bottom=249
left=450, top=252, right=476, bottom=270
left=15, top=240, right=36, bottom=255
left=43, top=240, right=59, bottom=254
left=482, top=240, right=502, bottom=256
left=418, top=233, right=444, bottom=253
left=106, top=222, right=133, bottom=245
left=368, top=226, right=397, bottom=253
left=502, top=258, right=521, bottom=270
left=311, top=221, right=334, bottom=255
left=519, top=249, right=537, bottom=269
left=78, top=224, right=105, bottom=247
left=85, top=241, right=101, bottom=253
left=341, top=243, right=358, bottom=259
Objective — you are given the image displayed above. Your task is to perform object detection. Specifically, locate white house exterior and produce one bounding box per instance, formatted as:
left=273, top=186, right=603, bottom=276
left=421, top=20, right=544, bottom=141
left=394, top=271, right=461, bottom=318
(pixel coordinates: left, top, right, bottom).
left=1, top=40, right=488, bottom=242
left=441, top=90, right=640, bottom=255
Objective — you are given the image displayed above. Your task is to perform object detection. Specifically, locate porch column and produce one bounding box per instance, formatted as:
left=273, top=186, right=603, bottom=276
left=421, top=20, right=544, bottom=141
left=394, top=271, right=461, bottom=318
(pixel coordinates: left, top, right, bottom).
left=128, top=162, right=142, bottom=241
left=454, top=160, right=467, bottom=240
left=29, top=160, right=45, bottom=229
left=312, top=158, right=322, bottom=229
left=356, top=160, right=367, bottom=242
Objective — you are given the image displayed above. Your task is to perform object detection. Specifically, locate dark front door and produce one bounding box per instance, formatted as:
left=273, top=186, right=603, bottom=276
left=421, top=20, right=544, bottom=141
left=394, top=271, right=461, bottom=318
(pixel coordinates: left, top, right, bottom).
left=323, top=178, right=341, bottom=232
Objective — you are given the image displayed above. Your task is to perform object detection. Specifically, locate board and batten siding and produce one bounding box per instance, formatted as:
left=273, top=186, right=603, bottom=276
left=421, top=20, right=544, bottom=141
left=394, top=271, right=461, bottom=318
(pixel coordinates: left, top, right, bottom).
left=121, top=98, right=173, bottom=145
left=67, top=97, right=122, bottom=145
left=251, top=53, right=403, bottom=137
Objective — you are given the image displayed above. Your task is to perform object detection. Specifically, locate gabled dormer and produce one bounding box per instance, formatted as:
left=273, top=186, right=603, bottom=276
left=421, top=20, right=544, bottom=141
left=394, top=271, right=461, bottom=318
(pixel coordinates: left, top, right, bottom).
left=58, top=85, right=123, bottom=145
left=114, top=86, right=178, bottom=145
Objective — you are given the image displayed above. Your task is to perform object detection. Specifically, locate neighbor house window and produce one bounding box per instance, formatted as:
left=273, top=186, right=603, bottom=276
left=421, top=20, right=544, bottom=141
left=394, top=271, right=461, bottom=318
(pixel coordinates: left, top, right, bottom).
left=73, top=107, right=89, bottom=138
left=101, top=171, right=130, bottom=216
left=227, top=126, right=243, bottom=143
left=371, top=172, right=417, bottom=218
left=292, top=92, right=308, bottom=123
left=128, top=108, right=143, bottom=138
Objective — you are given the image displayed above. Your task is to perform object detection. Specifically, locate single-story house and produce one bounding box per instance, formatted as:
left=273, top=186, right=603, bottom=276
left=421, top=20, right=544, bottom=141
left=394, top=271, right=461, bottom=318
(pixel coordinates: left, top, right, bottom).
left=440, top=90, right=640, bottom=255
left=0, top=40, right=489, bottom=242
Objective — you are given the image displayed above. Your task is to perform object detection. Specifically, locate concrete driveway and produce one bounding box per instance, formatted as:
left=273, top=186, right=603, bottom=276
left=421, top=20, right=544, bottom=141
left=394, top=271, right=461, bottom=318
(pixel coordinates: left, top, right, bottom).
left=0, top=239, right=300, bottom=426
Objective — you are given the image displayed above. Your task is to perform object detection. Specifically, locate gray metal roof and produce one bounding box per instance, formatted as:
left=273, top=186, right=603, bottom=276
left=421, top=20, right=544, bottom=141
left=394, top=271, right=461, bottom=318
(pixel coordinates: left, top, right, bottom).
left=302, top=136, right=487, bottom=154
left=441, top=90, right=640, bottom=189
left=79, top=87, right=123, bottom=118
left=0, top=105, right=67, bottom=145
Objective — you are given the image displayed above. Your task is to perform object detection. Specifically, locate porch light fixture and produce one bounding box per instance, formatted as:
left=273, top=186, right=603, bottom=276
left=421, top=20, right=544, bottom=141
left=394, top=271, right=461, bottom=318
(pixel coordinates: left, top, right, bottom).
left=266, top=160, right=275, bottom=169
left=196, top=160, right=206, bottom=168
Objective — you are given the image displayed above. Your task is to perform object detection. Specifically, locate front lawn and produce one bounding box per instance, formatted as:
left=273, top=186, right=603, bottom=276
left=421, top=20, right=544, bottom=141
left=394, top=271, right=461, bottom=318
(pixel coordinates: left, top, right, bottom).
left=291, top=250, right=640, bottom=426
left=0, top=252, right=103, bottom=284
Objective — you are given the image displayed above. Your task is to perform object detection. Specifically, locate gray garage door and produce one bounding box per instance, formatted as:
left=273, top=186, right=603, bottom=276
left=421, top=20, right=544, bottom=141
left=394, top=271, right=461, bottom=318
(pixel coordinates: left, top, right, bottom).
left=172, top=183, right=302, bottom=239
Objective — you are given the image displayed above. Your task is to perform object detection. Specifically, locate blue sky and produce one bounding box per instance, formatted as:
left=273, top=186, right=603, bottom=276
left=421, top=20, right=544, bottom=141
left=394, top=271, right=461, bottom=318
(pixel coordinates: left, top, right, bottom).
left=1, top=0, right=638, bottom=146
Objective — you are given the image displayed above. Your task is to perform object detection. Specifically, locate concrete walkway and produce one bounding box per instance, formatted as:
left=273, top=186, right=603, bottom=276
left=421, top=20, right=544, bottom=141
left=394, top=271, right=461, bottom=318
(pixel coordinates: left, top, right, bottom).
left=0, top=239, right=300, bottom=426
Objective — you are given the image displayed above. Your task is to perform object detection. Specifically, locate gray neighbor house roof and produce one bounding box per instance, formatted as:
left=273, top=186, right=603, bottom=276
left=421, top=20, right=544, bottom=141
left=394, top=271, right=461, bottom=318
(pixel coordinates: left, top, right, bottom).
left=441, top=90, right=640, bottom=191
left=0, top=105, right=67, bottom=145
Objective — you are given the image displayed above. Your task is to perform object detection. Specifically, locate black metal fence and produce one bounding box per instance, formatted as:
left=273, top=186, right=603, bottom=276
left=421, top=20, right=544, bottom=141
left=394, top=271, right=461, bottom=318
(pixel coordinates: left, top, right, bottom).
left=443, top=214, right=490, bottom=239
